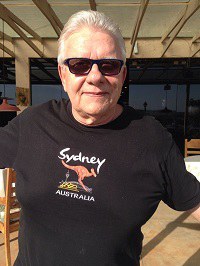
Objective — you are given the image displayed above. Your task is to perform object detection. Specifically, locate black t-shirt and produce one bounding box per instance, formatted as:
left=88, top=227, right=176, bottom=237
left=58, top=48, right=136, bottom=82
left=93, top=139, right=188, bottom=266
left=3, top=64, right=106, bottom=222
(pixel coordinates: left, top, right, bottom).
left=0, top=99, right=199, bottom=266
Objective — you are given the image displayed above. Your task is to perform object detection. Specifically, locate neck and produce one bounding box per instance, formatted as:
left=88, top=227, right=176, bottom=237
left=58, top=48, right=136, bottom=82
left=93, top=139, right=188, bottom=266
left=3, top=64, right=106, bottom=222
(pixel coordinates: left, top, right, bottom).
left=71, top=104, right=123, bottom=126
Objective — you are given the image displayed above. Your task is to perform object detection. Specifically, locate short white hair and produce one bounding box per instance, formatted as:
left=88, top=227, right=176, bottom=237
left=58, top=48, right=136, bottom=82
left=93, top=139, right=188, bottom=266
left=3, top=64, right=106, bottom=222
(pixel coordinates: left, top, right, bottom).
left=57, top=10, right=126, bottom=65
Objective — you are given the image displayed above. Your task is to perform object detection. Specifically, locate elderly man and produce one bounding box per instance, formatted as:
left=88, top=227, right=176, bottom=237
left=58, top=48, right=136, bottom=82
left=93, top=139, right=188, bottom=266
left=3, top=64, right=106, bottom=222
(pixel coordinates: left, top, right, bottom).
left=0, top=10, right=199, bottom=266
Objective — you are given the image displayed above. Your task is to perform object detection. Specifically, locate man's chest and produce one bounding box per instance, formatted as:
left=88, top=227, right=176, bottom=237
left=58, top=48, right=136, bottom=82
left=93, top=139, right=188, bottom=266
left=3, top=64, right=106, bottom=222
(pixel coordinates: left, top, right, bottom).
left=15, top=127, right=164, bottom=228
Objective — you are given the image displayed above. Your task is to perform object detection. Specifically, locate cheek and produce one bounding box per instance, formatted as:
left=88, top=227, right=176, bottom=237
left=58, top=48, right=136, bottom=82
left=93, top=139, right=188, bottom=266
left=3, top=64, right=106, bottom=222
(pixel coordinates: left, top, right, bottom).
left=111, top=80, right=123, bottom=102
left=64, top=76, right=86, bottom=97
left=62, top=71, right=70, bottom=92
left=110, top=78, right=123, bottom=94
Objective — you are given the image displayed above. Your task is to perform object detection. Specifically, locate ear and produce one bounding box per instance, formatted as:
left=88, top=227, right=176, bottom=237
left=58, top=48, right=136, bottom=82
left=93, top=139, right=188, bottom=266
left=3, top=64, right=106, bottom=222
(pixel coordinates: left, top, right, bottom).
left=122, top=65, right=127, bottom=84
left=58, top=65, right=66, bottom=87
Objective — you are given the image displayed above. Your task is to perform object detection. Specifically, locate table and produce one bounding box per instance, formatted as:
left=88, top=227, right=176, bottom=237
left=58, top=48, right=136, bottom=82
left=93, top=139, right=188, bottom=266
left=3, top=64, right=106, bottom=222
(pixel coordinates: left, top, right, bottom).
left=184, top=155, right=200, bottom=182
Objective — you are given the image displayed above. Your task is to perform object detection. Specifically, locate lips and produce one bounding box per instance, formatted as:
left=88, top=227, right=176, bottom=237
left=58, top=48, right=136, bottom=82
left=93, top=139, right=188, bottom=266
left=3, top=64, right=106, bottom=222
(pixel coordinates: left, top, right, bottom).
left=83, top=91, right=108, bottom=96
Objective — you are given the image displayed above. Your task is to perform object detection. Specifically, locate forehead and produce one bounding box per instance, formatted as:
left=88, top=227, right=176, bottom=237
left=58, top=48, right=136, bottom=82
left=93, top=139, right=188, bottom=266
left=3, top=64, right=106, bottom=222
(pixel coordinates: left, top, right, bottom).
left=63, top=28, right=122, bottom=59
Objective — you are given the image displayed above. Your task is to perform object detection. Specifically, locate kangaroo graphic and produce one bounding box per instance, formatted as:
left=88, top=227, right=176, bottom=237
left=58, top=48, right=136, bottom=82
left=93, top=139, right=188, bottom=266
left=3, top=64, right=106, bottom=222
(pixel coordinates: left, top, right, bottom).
left=61, top=160, right=97, bottom=192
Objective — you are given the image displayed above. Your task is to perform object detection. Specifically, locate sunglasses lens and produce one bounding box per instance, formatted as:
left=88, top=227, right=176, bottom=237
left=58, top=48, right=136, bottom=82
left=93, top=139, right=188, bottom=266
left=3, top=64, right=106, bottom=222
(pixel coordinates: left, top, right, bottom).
left=99, top=60, right=122, bottom=75
left=68, top=59, right=91, bottom=74
left=65, top=58, right=123, bottom=75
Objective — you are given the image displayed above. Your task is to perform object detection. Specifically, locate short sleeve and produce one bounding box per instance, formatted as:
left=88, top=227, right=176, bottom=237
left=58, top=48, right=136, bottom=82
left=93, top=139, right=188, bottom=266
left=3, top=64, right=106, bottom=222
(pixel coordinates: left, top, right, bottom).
left=161, top=138, right=200, bottom=211
left=0, top=115, right=20, bottom=168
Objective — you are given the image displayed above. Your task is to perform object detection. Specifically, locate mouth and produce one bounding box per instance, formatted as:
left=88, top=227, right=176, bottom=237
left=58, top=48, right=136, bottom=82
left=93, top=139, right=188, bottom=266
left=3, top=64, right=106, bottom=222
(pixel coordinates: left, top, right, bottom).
left=83, top=92, right=109, bottom=97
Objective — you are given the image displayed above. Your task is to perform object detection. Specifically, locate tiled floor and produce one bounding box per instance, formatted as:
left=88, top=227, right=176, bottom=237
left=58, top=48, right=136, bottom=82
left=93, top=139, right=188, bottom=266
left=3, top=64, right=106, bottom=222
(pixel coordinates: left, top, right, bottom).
left=141, top=202, right=200, bottom=266
left=0, top=231, right=18, bottom=266
left=0, top=201, right=199, bottom=266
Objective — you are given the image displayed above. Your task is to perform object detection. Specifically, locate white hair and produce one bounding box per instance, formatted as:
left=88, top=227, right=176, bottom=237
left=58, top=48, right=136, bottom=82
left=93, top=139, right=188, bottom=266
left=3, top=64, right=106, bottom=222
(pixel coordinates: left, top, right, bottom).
left=57, top=10, right=126, bottom=65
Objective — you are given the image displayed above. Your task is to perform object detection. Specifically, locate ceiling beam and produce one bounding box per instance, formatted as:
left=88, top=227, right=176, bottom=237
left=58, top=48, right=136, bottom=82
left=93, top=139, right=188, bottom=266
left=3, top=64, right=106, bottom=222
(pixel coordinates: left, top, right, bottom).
left=30, top=73, right=43, bottom=82
left=1, top=1, right=190, bottom=8
left=0, top=4, right=43, bottom=57
left=96, top=2, right=193, bottom=7
left=0, top=31, right=13, bottom=43
left=5, top=69, right=15, bottom=78
left=160, top=6, right=187, bottom=43
left=130, top=0, right=149, bottom=58
left=44, top=58, right=58, bottom=67
left=0, top=3, right=42, bottom=42
left=32, top=0, right=63, bottom=37
left=190, top=45, right=200, bottom=57
left=0, top=77, right=14, bottom=83
left=0, top=43, right=15, bottom=57
left=160, top=0, right=200, bottom=57
left=134, top=61, right=153, bottom=82
left=4, top=60, right=15, bottom=68
left=89, top=0, right=97, bottom=11
left=191, top=33, right=200, bottom=43
left=32, top=59, right=60, bottom=82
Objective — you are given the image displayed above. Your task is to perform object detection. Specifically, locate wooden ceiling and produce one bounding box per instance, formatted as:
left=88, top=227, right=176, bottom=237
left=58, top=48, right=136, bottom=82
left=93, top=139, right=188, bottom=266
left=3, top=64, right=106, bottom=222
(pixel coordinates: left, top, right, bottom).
left=0, top=0, right=200, bottom=58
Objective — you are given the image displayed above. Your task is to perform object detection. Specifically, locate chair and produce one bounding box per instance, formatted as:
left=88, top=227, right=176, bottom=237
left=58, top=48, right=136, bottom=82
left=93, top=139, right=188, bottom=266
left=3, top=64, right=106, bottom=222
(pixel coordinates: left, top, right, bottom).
left=185, top=139, right=200, bottom=157
left=0, top=168, right=20, bottom=266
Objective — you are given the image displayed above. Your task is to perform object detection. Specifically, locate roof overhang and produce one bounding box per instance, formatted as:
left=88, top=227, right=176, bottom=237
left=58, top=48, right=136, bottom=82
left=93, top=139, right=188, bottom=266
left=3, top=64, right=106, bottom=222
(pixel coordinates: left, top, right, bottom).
left=0, top=0, right=199, bottom=59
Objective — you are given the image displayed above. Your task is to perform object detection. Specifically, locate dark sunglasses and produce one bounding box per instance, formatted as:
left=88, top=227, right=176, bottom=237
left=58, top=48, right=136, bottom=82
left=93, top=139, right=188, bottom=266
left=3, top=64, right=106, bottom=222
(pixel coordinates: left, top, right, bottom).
left=63, top=58, right=124, bottom=76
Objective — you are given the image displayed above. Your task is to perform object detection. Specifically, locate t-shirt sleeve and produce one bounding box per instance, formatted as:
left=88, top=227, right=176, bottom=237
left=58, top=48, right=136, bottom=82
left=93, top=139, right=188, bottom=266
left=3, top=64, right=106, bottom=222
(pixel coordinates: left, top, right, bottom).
left=161, top=136, right=200, bottom=211
left=0, top=115, right=20, bottom=168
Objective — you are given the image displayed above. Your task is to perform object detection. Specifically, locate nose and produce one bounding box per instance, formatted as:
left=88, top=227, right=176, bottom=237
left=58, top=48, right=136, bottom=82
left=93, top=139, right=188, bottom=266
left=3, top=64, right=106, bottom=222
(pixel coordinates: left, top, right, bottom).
left=86, top=63, right=104, bottom=85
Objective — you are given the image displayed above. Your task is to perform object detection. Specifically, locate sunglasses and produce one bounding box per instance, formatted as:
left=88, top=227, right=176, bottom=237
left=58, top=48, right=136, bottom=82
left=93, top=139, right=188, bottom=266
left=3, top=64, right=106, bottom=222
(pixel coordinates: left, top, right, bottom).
left=63, top=58, right=124, bottom=76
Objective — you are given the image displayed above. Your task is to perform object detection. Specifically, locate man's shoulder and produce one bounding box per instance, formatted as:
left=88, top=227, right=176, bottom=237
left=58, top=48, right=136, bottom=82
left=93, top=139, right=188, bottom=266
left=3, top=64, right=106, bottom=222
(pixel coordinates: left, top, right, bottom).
left=124, top=106, right=172, bottom=146
left=125, top=106, right=164, bottom=130
left=18, top=99, right=67, bottom=119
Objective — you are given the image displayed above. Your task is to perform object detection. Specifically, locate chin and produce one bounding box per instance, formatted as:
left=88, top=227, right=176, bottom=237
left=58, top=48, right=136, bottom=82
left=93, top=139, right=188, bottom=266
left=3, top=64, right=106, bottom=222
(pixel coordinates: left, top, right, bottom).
left=83, top=104, right=111, bottom=117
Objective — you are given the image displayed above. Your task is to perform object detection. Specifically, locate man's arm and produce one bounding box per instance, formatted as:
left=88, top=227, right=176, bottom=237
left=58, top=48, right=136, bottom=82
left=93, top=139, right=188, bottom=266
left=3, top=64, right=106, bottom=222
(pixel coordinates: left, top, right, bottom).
left=187, top=203, right=200, bottom=222
left=0, top=115, right=20, bottom=168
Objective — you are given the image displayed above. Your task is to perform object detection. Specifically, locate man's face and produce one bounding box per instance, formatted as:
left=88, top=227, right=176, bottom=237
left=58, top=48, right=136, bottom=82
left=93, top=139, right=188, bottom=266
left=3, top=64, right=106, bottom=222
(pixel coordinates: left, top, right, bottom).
left=58, top=28, right=127, bottom=123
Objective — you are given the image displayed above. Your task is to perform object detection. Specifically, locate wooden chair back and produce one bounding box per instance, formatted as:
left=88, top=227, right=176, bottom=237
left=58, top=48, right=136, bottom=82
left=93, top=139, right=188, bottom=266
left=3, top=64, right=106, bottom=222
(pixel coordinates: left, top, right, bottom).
left=185, top=139, right=200, bottom=157
left=0, top=168, right=20, bottom=266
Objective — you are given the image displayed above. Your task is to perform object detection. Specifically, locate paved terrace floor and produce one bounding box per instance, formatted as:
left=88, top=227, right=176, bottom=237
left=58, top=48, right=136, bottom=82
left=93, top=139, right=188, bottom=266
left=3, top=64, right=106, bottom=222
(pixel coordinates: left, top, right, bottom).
left=0, top=201, right=199, bottom=266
